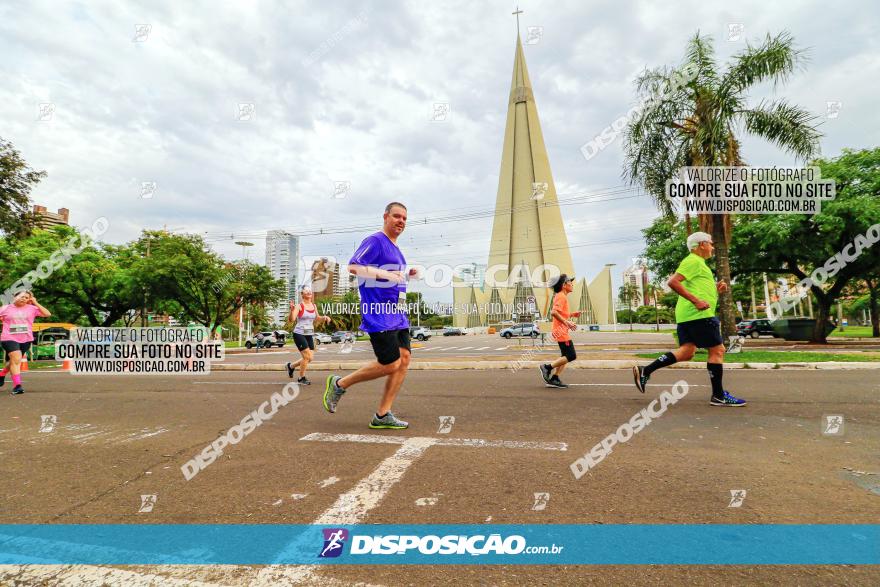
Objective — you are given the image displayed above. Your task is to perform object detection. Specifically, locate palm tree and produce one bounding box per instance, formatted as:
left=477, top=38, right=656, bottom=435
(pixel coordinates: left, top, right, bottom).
left=623, top=31, right=822, bottom=338
left=618, top=283, right=640, bottom=331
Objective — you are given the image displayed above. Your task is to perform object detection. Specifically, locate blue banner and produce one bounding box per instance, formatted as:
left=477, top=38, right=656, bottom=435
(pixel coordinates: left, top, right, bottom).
left=0, top=524, right=876, bottom=565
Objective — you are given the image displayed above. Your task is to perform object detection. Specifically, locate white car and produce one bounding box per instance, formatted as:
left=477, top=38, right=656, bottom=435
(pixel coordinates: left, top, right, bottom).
left=314, top=333, right=332, bottom=345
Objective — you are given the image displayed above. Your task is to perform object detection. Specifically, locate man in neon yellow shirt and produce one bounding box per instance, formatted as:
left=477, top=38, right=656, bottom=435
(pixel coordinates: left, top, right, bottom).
left=633, top=232, right=746, bottom=406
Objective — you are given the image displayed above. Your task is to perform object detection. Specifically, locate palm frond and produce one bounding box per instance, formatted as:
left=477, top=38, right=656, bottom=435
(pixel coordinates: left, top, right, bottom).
left=684, top=32, right=719, bottom=87
left=719, top=31, right=805, bottom=98
left=741, top=99, right=822, bottom=161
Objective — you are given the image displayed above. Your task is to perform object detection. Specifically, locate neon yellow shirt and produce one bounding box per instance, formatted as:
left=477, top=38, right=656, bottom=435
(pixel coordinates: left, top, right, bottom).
left=674, top=253, right=717, bottom=323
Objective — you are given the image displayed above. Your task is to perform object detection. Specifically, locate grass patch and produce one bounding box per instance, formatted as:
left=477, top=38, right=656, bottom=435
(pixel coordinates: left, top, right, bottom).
left=828, top=326, right=878, bottom=338
left=636, top=350, right=880, bottom=363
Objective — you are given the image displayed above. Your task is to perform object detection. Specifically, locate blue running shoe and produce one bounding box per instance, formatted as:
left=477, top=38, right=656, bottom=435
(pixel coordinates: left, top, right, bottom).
left=710, top=391, right=746, bottom=406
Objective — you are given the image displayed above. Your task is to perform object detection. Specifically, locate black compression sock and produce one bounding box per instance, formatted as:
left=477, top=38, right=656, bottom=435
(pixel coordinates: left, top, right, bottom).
left=644, top=351, right=677, bottom=376
left=707, top=363, right=724, bottom=398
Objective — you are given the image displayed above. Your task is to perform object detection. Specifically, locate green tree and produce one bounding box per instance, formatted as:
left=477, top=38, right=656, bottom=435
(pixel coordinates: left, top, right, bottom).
left=320, top=290, right=361, bottom=332
left=0, top=226, right=142, bottom=325
left=0, top=138, right=45, bottom=239
left=732, top=148, right=880, bottom=342
left=618, top=283, right=640, bottom=330
left=624, top=31, right=822, bottom=339
left=137, top=231, right=285, bottom=332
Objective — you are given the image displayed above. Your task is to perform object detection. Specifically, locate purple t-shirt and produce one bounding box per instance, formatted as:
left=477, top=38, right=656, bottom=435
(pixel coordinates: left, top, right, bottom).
left=349, top=231, right=409, bottom=333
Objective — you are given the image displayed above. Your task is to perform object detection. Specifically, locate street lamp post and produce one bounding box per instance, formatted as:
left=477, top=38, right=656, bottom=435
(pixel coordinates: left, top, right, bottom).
left=234, top=241, right=254, bottom=346
left=605, top=263, right=617, bottom=332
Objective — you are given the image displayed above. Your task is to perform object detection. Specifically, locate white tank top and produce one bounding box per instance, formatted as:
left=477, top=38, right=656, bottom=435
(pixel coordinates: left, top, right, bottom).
left=294, top=303, right=318, bottom=335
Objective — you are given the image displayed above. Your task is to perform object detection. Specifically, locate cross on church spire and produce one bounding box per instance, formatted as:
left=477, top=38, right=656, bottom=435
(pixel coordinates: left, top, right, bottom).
left=512, top=6, right=523, bottom=35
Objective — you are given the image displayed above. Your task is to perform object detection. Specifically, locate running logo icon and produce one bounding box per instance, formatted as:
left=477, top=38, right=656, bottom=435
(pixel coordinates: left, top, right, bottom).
left=532, top=492, right=550, bottom=511
left=319, top=528, right=349, bottom=558
left=138, top=494, right=157, bottom=513
left=823, top=415, right=844, bottom=435
left=728, top=489, right=747, bottom=508
left=39, top=415, right=57, bottom=433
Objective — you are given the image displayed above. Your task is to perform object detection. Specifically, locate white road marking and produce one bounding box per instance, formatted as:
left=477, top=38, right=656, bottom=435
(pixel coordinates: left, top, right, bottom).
left=458, top=346, right=473, bottom=350
left=566, top=383, right=708, bottom=387
left=254, top=431, right=566, bottom=584
left=476, top=346, right=490, bottom=350
left=317, top=476, right=340, bottom=488
left=119, top=427, right=168, bottom=443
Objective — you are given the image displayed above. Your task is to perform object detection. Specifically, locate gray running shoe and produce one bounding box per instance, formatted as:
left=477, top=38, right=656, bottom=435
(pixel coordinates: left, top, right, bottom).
left=369, top=411, right=409, bottom=429
left=323, top=375, right=345, bottom=413
left=548, top=375, right=568, bottom=389
left=539, top=364, right=552, bottom=384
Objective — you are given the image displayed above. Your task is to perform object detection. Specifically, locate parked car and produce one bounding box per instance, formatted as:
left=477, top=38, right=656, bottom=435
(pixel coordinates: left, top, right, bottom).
left=245, top=331, right=285, bottom=349
left=736, top=319, right=778, bottom=339
left=314, top=332, right=333, bottom=345
left=331, top=331, right=354, bottom=343
left=442, top=327, right=464, bottom=336
left=499, top=323, right=539, bottom=339
left=409, top=326, right=432, bottom=341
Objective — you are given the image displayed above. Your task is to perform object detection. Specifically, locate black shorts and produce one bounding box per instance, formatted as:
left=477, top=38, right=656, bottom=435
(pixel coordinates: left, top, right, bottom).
left=292, top=333, right=315, bottom=351
left=368, top=328, right=411, bottom=365
left=2, top=340, right=32, bottom=354
left=677, top=317, right=723, bottom=349
left=558, top=340, right=577, bottom=362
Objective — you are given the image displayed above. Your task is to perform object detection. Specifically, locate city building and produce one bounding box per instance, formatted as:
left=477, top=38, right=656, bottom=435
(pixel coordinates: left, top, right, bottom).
left=622, top=258, right=650, bottom=309
left=265, top=230, right=299, bottom=326
left=33, top=205, right=69, bottom=229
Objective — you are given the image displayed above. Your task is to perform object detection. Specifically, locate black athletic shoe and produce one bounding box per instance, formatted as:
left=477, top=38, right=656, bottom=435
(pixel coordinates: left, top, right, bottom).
left=548, top=375, right=568, bottom=389
left=539, top=364, right=552, bottom=384
left=11, top=385, right=24, bottom=395
left=632, top=365, right=648, bottom=393
left=0, top=374, right=5, bottom=387
left=286, top=362, right=295, bottom=378
left=297, top=376, right=311, bottom=386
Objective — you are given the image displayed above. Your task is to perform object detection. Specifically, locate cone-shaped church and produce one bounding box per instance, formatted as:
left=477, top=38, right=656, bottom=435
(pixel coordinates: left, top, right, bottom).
left=452, top=32, right=614, bottom=328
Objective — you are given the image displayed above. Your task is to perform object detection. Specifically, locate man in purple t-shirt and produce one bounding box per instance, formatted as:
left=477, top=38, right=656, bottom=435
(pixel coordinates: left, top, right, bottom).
left=322, top=202, right=418, bottom=429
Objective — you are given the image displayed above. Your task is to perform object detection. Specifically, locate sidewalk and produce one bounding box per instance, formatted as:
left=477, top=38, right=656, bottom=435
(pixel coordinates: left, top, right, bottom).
left=213, top=359, right=880, bottom=371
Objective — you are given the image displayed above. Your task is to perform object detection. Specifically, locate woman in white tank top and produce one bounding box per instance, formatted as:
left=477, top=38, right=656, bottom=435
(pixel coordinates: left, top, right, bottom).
left=286, top=285, right=330, bottom=385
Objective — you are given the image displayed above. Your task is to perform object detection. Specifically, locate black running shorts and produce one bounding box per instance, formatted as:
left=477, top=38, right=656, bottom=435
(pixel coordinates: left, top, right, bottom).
left=1, top=340, right=32, bottom=354
left=292, top=333, right=315, bottom=351
left=558, top=340, right=577, bottom=362
left=368, top=328, right=411, bottom=365
left=676, top=317, right=723, bottom=349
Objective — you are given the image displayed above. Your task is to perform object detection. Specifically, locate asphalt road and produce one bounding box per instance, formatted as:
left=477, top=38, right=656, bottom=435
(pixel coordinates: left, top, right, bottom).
left=1, top=367, right=877, bottom=585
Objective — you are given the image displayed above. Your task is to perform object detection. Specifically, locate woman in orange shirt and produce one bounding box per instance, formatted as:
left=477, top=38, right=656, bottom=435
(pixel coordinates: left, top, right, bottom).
left=539, top=274, right=580, bottom=388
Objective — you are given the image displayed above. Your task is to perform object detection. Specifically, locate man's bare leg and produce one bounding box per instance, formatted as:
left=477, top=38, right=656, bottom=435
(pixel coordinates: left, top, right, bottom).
left=338, top=359, right=400, bottom=389
left=377, top=348, right=410, bottom=415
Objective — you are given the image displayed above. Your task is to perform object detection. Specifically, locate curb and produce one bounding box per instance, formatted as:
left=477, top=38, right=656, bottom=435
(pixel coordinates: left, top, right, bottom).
left=212, top=360, right=880, bottom=371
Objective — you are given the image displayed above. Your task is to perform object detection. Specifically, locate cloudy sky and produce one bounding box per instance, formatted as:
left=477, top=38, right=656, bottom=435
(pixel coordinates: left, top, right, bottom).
left=2, top=0, right=876, bottom=303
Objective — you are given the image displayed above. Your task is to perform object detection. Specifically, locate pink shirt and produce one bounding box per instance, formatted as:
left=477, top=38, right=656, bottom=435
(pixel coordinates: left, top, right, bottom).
left=0, top=304, right=43, bottom=342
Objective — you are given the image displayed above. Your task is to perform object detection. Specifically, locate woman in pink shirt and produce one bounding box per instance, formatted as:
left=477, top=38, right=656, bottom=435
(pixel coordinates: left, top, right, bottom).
left=0, top=291, right=51, bottom=394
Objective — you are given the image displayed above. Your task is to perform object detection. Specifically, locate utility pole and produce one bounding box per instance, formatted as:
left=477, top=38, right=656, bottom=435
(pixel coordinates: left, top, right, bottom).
left=141, top=236, right=151, bottom=327
left=235, top=241, right=254, bottom=345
